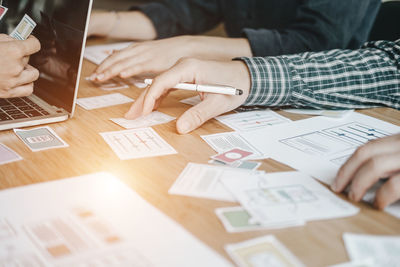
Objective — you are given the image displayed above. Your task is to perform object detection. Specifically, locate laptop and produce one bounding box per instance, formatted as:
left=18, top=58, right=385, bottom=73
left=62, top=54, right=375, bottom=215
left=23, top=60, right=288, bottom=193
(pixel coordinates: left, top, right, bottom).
left=0, top=0, right=93, bottom=131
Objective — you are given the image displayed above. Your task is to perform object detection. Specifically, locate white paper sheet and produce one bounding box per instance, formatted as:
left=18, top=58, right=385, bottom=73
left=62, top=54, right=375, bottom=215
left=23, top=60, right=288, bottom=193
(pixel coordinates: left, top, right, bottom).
left=343, top=233, right=400, bottom=267
left=110, top=111, right=175, bottom=129
left=100, top=127, right=177, bottom=160
left=216, top=110, right=291, bottom=132
left=220, top=171, right=359, bottom=225
left=0, top=143, right=22, bottom=165
left=0, top=172, right=232, bottom=266
left=241, top=112, right=400, bottom=185
left=77, top=93, right=134, bottom=110
left=201, top=132, right=265, bottom=160
left=84, top=42, right=133, bottom=65
left=169, top=163, right=262, bottom=202
left=283, top=109, right=354, bottom=118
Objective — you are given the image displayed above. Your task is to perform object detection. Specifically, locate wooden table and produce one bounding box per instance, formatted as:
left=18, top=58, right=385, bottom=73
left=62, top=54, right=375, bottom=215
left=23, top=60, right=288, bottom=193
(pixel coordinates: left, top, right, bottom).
left=1, top=44, right=400, bottom=267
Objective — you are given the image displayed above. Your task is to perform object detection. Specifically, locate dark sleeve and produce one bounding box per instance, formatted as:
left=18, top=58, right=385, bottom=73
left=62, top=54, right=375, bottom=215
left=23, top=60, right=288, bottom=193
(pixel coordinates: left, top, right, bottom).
left=243, top=0, right=381, bottom=57
left=130, top=0, right=222, bottom=39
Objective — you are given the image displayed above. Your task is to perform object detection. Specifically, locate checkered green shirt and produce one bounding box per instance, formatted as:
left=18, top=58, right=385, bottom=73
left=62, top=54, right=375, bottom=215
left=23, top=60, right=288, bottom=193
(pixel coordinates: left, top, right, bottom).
left=240, top=39, right=400, bottom=110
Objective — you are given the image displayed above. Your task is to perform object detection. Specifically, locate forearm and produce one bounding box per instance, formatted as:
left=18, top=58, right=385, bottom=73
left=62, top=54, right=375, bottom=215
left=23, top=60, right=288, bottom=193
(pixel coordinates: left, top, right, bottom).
left=239, top=40, right=400, bottom=110
left=89, top=11, right=157, bottom=40
left=187, top=36, right=252, bottom=61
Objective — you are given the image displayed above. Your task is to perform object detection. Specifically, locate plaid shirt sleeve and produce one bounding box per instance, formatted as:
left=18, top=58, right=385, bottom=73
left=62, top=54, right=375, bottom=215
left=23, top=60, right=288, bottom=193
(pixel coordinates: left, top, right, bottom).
left=238, top=39, right=400, bottom=110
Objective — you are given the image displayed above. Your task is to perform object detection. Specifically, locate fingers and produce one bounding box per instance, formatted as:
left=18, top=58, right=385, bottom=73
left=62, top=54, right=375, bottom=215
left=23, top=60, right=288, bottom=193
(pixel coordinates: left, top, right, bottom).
left=12, top=65, right=40, bottom=87
left=176, top=95, right=232, bottom=134
left=347, top=151, right=400, bottom=202
left=18, top=35, right=41, bottom=56
left=124, top=87, right=149, bottom=119
left=94, top=45, right=140, bottom=78
left=374, top=173, right=400, bottom=209
left=0, top=34, right=13, bottom=42
left=141, top=60, right=197, bottom=116
left=0, top=83, right=34, bottom=98
left=332, top=135, right=400, bottom=192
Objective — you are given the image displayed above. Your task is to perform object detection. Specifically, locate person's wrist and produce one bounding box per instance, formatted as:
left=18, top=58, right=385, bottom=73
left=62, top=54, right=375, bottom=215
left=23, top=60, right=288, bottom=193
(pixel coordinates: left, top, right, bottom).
left=231, top=61, right=251, bottom=95
left=178, top=36, right=198, bottom=58
left=90, top=12, right=116, bottom=36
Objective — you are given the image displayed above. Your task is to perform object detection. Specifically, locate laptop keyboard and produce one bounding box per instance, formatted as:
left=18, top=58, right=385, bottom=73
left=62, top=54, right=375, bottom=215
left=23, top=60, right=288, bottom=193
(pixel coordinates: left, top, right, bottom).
left=0, top=97, right=50, bottom=122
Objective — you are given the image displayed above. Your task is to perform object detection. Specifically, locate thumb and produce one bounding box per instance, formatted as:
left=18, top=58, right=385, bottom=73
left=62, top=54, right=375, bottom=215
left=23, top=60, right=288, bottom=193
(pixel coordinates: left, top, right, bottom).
left=176, top=95, right=228, bottom=134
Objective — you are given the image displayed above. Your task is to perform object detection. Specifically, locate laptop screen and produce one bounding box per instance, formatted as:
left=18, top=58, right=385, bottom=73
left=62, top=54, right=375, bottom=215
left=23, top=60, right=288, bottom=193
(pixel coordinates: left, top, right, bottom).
left=2, top=0, right=91, bottom=113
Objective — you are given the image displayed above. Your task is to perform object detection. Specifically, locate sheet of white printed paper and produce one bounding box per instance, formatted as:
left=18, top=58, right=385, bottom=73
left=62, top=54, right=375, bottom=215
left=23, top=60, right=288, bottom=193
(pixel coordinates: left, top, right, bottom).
left=14, top=126, right=68, bottom=152
left=84, top=42, right=133, bottom=65
left=100, top=127, right=177, bottom=160
left=110, top=111, right=175, bottom=129
left=180, top=95, right=201, bottom=106
left=86, top=77, right=130, bottom=91
left=201, top=132, right=265, bottom=160
left=0, top=5, right=8, bottom=21
left=343, top=233, right=400, bottom=267
left=225, top=235, right=304, bottom=267
left=76, top=93, right=133, bottom=110
left=169, top=163, right=263, bottom=202
left=241, top=112, right=400, bottom=185
left=216, top=110, right=291, bottom=132
left=0, top=172, right=232, bottom=266
left=10, top=14, right=36, bottom=40
left=283, top=109, right=354, bottom=118
left=216, top=207, right=303, bottom=233
left=0, top=143, right=22, bottom=165
left=221, top=171, right=359, bottom=225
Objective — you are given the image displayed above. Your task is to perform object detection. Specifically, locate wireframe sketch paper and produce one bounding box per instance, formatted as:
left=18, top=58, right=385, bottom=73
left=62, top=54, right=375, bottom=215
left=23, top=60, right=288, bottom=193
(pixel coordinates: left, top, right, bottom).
left=110, top=111, right=175, bottom=129
left=201, top=132, right=265, bottom=160
left=0, top=172, right=232, bottom=266
left=241, top=112, right=400, bottom=185
left=225, top=235, right=304, bottom=267
left=220, top=172, right=359, bottom=225
left=100, top=127, right=177, bottom=160
left=216, top=110, right=291, bottom=132
left=343, top=233, right=400, bottom=267
left=84, top=42, right=133, bottom=65
left=169, top=163, right=263, bottom=202
left=77, top=93, right=134, bottom=110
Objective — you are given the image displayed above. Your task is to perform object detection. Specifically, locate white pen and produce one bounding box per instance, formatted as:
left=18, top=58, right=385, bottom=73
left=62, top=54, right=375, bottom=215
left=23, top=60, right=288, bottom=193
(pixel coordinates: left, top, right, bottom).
left=144, top=79, right=243, bottom=96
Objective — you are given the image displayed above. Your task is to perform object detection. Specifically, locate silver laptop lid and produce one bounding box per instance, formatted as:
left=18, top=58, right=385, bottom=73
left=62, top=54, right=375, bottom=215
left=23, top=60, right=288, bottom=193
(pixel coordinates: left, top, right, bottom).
left=3, top=0, right=93, bottom=116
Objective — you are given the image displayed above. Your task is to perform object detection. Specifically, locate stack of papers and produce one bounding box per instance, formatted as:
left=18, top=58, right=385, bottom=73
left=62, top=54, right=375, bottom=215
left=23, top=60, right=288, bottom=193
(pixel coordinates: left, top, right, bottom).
left=170, top=164, right=358, bottom=231
left=169, top=163, right=264, bottom=202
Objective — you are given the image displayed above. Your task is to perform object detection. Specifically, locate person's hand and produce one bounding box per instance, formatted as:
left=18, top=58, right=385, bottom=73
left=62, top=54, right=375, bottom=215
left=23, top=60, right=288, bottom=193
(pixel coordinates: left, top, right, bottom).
left=88, top=10, right=156, bottom=40
left=332, top=134, right=400, bottom=209
left=125, top=58, right=251, bottom=134
left=91, top=36, right=252, bottom=83
left=0, top=35, right=41, bottom=98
